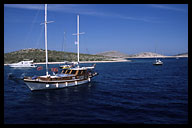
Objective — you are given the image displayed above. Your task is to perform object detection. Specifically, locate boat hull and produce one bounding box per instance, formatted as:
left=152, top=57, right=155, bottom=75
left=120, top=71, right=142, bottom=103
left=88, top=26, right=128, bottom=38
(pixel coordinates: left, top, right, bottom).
left=153, top=62, right=163, bottom=65
left=8, top=60, right=37, bottom=68
left=9, top=65, right=37, bottom=68
left=24, top=78, right=90, bottom=91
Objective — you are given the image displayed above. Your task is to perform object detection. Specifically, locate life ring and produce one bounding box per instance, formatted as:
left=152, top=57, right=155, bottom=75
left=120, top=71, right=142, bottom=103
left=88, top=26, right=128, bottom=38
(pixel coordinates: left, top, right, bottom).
left=37, top=66, right=43, bottom=71
left=54, top=68, right=58, bottom=72
left=51, top=68, right=58, bottom=72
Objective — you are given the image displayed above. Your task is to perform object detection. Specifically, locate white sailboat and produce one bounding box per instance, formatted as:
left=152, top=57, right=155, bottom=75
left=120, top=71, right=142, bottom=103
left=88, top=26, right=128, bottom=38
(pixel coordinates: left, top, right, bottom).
left=153, top=59, right=163, bottom=65
left=153, top=44, right=163, bottom=65
left=23, top=4, right=98, bottom=91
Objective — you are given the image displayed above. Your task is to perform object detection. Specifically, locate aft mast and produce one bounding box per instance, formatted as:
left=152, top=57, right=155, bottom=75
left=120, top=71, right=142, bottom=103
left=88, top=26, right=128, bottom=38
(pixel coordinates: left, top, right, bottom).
left=63, top=32, right=66, bottom=61
left=77, top=15, right=80, bottom=66
left=45, top=4, right=48, bottom=76
left=43, top=4, right=54, bottom=76
left=73, top=14, right=85, bottom=67
left=155, top=45, right=157, bottom=61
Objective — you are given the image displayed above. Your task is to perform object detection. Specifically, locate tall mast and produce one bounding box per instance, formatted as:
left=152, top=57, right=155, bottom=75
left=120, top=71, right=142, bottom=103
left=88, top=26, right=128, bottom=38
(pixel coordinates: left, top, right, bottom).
left=77, top=15, right=80, bottom=65
left=42, top=4, right=54, bottom=76
left=45, top=4, right=48, bottom=76
left=155, top=43, right=157, bottom=61
left=73, top=15, right=84, bottom=67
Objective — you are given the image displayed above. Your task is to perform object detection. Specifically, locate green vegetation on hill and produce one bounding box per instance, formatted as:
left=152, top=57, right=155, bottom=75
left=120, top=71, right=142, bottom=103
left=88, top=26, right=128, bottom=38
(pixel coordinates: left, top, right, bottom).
left=4, top=48, right=110, bottom=64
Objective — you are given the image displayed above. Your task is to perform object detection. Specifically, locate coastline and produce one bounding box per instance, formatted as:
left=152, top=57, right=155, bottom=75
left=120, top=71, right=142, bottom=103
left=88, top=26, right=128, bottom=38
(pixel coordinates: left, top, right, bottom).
left=126, top=55, right=188, bottom=59
left=35, top=59, right=131, bottom=65
left=3, top=60, right=130, bottom=66
left=4, top=59, right=131, bottom=65
left=4, top=56, right=188, bottom=66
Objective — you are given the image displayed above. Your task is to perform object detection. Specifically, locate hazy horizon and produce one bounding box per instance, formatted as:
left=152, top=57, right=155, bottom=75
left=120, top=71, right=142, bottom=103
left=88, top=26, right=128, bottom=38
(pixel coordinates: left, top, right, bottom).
left=4, top=47, right=188, bottom=56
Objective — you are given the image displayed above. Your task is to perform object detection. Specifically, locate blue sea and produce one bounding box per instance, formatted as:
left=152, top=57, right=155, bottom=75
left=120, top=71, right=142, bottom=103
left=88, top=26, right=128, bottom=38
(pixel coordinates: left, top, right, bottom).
left=4, top=58, right=188, bottom=124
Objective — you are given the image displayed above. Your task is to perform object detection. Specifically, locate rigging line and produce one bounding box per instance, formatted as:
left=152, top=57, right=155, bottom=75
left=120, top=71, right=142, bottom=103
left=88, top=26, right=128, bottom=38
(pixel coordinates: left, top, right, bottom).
left=61, top=33, right=63, bottom=52
left=83, top=35, right=89, bottom=54
left=61, top=31, right=67, bottom=62
left=35, top=25, right=44, bottom=49
left=62, top=31, right=65, bottom=52
left=64, top=32, right=67, bottom=52
left=24, top=5, right=42, bottom=49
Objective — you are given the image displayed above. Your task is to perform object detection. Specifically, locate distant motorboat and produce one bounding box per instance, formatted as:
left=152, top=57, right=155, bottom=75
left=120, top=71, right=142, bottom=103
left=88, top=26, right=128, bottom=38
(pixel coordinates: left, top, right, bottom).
left=9, top=60, right=37, bottom=68
left=153, top=59, right=163, bottom=65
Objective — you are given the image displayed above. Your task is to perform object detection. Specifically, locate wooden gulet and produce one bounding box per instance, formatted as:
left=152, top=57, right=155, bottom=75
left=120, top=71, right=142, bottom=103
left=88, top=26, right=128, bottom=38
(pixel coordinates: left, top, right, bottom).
left=23, top=4, right=98, bottom=91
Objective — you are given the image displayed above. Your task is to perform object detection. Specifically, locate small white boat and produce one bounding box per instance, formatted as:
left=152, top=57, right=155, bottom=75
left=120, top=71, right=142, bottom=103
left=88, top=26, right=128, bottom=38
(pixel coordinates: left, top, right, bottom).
left=153, top=59, right=163, bottom=65
left=153, top=44, right=163, bottom=65
left=9, top=60, right=37, bottom=68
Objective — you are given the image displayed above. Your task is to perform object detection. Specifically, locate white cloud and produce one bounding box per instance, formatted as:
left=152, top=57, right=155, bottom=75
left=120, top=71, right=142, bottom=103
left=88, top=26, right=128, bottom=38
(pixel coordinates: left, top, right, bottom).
left=149, top=4, right=187, bottom=12
left=4, top=4, right=44, bottom=10
left=4, top=4, right=156, bottom=23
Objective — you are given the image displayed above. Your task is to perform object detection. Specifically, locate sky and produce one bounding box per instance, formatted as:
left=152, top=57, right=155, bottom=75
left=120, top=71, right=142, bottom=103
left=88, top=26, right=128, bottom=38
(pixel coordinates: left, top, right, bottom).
left=4, top=4, right=188, bottom=55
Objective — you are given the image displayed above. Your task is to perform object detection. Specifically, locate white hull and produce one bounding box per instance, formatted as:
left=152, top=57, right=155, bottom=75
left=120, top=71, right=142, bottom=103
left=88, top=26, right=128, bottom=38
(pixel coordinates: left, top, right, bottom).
left=153, top=62, right=163, bottom=65
left=24, top=79, right=90, bottom=91
left=153, top=59, right=163, bottom=65
left=9, top=60, right=37, bottom=68
left=9, top=65, right=37, bottom=68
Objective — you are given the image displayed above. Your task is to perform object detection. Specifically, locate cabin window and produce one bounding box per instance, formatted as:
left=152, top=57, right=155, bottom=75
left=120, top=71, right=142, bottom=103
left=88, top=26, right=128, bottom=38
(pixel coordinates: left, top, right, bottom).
left=71, top=70, right=76, bottom=74
left=67, top=70, right=71, bottom=74
left=65, top=70, right=71, bottom=74
left=78, top=70, right=82, bottom=75
left=62, top=69, right=66, bottom=74
left=80, top=70, right=86, bottom=75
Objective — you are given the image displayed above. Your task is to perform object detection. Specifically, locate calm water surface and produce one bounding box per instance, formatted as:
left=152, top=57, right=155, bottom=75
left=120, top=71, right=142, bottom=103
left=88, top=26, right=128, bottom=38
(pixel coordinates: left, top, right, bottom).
left=4, top=58, right=188, bottom=124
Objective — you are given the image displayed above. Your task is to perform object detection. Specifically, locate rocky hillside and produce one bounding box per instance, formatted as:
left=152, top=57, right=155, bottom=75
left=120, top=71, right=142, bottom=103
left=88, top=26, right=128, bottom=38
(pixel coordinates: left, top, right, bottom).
left=96, top=51, right=129, bottom=58
left=4, top=48, right=110, bottom=64
left=96, top=51, right=165, bottom=58
left=129, top=52, right=165, bottom=58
